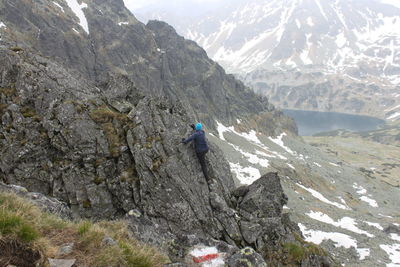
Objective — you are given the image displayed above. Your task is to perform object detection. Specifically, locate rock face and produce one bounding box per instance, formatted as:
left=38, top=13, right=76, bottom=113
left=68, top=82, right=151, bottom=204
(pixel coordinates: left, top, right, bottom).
left=0, top=0, right=297, bottom=135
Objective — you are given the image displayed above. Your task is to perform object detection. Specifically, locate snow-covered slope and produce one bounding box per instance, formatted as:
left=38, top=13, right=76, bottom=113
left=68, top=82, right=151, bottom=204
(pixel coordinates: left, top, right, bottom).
left=136, top=0, right=400, bottom=120
left=138, top=0, right=400, bottom=78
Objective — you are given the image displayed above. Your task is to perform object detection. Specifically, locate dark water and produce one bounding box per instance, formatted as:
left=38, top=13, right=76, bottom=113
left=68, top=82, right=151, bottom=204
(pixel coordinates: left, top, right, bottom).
left=283, top=109, right=386, bottom=136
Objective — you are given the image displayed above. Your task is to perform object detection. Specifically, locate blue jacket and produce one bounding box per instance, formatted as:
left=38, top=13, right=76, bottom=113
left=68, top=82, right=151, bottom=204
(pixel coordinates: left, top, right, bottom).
left=183, top=130, right=209, bottom=153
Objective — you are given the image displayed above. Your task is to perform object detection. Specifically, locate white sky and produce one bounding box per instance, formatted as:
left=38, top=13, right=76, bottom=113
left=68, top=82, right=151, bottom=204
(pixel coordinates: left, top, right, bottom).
left=123, top=0, right=223, bottom=10
left=380, top=0, right=400, bottom=8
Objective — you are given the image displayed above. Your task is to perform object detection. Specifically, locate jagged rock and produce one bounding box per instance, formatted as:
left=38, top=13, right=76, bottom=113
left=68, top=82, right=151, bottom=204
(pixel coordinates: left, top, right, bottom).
left=226, top=247, right=267, bottom=267
left=102, top=237, right=117, bottom=247
left=48, top=259, right=76, bottom=267
left=384, top=225, right=400, bottom=234
left=57, top=243, right=74, bottom=256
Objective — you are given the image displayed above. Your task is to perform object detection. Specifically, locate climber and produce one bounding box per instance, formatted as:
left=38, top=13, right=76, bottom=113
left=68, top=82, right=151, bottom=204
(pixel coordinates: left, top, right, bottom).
left=181, top=123, right=211, bottom=183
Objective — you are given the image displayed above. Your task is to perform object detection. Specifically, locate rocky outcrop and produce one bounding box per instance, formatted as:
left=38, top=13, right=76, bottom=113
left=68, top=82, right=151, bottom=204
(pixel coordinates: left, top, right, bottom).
left=0, top=49, right=333, bottom=265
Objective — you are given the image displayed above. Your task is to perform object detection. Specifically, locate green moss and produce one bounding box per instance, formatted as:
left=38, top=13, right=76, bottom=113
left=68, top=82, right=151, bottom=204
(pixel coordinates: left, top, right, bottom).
left=283, top=243, right=305, bottom=263
left=89, top=106, right=128, bottom=124
left=283, top=241, right=327, bottom=264
left=0, top=87, right=16, bottom=97
left=93, top=176, right=105, bottom=185
left=120, top=168, right=138, bottom=183
left=82, top=199, right=92, bottom=209
left=9, top=46, right=24, bottom=52
left=20, top=106, right=37, bottom=118
left=89, top=106, right=130, bottom=158
left=0, top=103, right=8, bottom=122
left=64, top=100, right=87, bottom=114
left=151, top=158, right=163, bottom=171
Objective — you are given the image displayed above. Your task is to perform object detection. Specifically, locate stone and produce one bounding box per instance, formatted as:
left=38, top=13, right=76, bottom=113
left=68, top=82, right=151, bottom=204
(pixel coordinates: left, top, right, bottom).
left=57, top=243, right=74, bottom=256
left=102, top=237, right=117, bottom=246
left=110, top=100, right=134, bottom=113
left=226, top=247, right=267, bottom=267
left=48, top=258, right=76, bottom=267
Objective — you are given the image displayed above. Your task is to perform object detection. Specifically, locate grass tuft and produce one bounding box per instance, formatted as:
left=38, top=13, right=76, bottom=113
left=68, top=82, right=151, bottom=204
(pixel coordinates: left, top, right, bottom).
left=0, top=193, right=168, bottom=266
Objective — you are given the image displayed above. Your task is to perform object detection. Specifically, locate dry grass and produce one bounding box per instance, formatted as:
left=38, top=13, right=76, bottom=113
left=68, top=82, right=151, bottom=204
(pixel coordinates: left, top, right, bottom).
left=0, top=193, right=168, bottom=266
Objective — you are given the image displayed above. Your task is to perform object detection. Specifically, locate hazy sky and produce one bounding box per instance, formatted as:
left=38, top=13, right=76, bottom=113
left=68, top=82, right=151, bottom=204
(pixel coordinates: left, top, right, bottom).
left=123, top=0, right=223, bottom=11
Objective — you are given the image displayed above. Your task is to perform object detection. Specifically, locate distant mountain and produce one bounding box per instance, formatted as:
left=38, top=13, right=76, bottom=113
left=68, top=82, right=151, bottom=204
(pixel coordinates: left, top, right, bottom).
left=136, top=0, right=400, bottom=120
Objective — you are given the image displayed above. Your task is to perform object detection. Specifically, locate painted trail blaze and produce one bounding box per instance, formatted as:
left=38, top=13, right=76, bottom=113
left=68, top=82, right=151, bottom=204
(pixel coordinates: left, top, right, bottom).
left=192, top=253, right=219, bottom=263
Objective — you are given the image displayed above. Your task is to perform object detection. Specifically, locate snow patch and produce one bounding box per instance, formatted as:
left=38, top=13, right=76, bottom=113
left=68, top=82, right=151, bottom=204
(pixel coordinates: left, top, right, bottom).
left=300, top=49, right=312, bottom=65
left=269, top=133, right=295, bottom=155
left=72, top=28, right=80, bottom=34
left=390, top=234, right=400, bottom=242
left=216, top=121, right=283, bottom=160
left=360, top=196, right=378, bottom=208
left=313, top=162, right=322, bottom=167
left=336, top=32, right=346, bottom=48
left=380, top=244, right=400, bottom=265
left=0, top=22, right=6, bottom=29
left=306, top=211, right=374, bottom=237
left=229, top=162, right=260, bottom=185
left=353, top=183, right=367, bottom=195
left=297, top=184, right=350, bottom=210
left=357, top=248, right=370, bottom=260
left=287, top=163, right=295, bottom=170
left=65, top=0, right=89, bottom=34
left=298, top=223, right=357, bottom=248
left=307, top=17, right=314, bottom=26
left=329, top=162, right=340, bottom=167
left=53, top=1, right=64, bottom=12
left=118, top=22, right=129, bottom=26
left=364, top=221, right=384, bottom=230
left=387, top=112, right=400, bottom=120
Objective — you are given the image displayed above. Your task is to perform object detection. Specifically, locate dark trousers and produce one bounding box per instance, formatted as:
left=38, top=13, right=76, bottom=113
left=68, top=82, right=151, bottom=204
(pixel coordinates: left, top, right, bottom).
left=196, top=149, right=209, bottom=181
